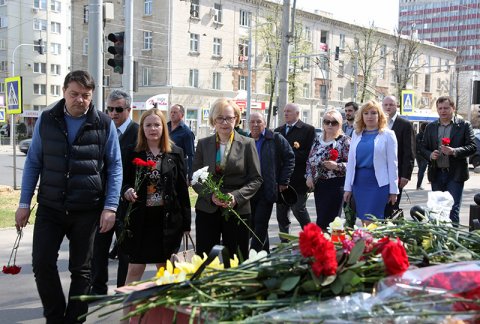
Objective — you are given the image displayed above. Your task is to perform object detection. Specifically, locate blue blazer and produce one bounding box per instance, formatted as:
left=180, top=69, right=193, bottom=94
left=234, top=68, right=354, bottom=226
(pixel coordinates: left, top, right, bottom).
left=345, top=128, right=399, bottom=195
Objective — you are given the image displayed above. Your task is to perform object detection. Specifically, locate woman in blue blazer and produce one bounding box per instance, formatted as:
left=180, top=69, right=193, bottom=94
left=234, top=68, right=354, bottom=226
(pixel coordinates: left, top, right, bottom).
left=344, top=100, right=399, bottom=224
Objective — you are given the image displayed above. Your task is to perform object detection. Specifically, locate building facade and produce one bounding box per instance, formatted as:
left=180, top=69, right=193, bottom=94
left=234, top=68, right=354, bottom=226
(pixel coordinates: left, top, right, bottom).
left=0, top=0, right=71, bottom=132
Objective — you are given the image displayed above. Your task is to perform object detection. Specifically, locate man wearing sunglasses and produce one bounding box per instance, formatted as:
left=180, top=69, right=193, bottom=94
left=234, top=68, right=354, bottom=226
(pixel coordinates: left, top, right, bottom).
left=91, top=90, right=139, bottom=295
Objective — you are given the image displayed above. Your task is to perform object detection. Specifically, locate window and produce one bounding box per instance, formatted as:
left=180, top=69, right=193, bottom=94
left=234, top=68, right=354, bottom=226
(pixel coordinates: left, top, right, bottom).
left=339, top=34, right=345, bottom=49
left=0, top=16, right=7, bottom=28
left=239, top=10, right=251, bottom=27
left=304, top=26, right=312, bottom=42
left=238, top=75, right=247, bottom=90
left=104, top=75, right=110, bottom=87
left=0, top=39, right=5, bottom=50
left=51, top=22, right=61, bottom=34
left=213, top=3, right=222, bottom=23
left=190, top=0, right=199, bottom=18
left=303, top=57, right=310, bottom=70
left=0, top=83, right=4, bottom=93
left=144, top=0, right=152, bottom=15
left=212, top=72, right=221, bottom=90
left=213, top=37, right=222, bottom=56
left=338, top=61, right=344, bottom=76
left=51, top=0, right=61, bottom=12
left=82, top=38, right=88, bottom=55
left=33, top=19, right=47, bottom=31
left=424, top=74, right=431, bottom=92
left=0, top=0, right=5, bottom=6
left=239, top=39, right=248, bottom=57
left=50, top=85, right=60, bottom=96
left=33, top=62, right=46, bottom=73
left=189, top=69, right=199, bottom=87
left=265, top=79, right=272, bottom=94
left=320, top=30, right=328, bottom=44
left=338, top=87, right=344, bottom=101
left=378, top=67, right=385, bottom=80
left=303, top=83, right=310, bottom=98
left=33, top=0, right=47, bottom=9
left=437, top=78, right=441, bottom=89
left=413, top=74, right=418, bottom=88
left=0, top=61, right=7, bottom=71
left=143, top=31, right=152, bottom=50
left=264, top=52, right=271, bottom=65
left=51, top=43, right=61, bottom=55
left=83, top=5, right=89, bottom=23
left=142, top=67, right=151, bottom=86
left=33, top=105, right=46, bottom=110
left=51, top=64, right=61, bottom=75
left=34, top=84, right=46, bottom=95
left=190, top=33, right=199, bottom=53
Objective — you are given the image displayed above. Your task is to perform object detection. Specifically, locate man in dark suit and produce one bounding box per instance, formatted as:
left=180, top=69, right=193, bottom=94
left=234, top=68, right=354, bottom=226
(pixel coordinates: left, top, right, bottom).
left=419, top=96, right=476, bottom=224
left=90, top=89, right=139, bottom=294
left=168, top=104, right=195, bottom=182
left=274, top=103, right=315, bottom=236
left=382, top=96, right=415, bottom=218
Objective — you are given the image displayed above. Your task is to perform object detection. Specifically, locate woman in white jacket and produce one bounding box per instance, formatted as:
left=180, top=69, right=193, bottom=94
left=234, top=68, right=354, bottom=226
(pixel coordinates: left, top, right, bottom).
left=343, top=100, right=399, bottom=224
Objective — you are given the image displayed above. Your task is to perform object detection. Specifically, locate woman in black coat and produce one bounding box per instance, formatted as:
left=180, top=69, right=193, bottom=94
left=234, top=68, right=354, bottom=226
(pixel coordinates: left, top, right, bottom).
left=121, top=108, right=191, bottom=285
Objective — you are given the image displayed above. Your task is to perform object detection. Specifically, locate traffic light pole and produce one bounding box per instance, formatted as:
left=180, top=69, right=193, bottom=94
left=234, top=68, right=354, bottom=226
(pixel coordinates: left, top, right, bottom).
left=88, top=0, right=103, bottom=109
left=123, top=0, right=134, bottom=101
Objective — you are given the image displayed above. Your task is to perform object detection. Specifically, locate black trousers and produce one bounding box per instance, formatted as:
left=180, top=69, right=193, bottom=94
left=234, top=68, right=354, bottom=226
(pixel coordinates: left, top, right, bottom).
left=32, top=204, right=100, bottom=324
left=250, top=192, right=274, bottom=252
left=314, top=177, right=344, bottom=231
left=90, top=224, right=128, bottom=294
left=195, top=208, right=250, bottom=260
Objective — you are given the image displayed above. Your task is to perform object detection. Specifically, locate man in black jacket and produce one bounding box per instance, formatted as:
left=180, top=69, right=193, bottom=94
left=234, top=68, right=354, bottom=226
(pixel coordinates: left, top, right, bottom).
left=383, top=96, right=415, bottom=218
left=90, top=89, right=139, bottom=295
left=419, top=96, right=476, bottom=224
left=274, top=103, right=315, bottom=236
left=249, top=112, right=294, bottom=252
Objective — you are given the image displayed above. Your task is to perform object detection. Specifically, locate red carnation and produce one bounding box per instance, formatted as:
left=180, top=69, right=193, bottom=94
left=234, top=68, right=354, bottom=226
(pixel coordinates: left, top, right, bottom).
left=146, top=160, right=157, bottom=168
left=311, top=240, right=338, bottom=276
left=441, top=137, right=450, bottom=146
left=132, top=158, right=147, bottom=167
left=299, top=223, right=323, bottom=257
left=3, top=229, right=23, bottom=275
left=381, top=238, right=409, bottom=276
left=329, top=149, right=339, bottom=161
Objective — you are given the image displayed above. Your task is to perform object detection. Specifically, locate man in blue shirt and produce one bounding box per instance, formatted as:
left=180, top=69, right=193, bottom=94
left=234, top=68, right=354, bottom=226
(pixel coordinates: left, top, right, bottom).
left=15, top=71, right=122, bottom=323
left=342, top=101, right=358, bottom=137
left=168, top=104, right=195, bottom=182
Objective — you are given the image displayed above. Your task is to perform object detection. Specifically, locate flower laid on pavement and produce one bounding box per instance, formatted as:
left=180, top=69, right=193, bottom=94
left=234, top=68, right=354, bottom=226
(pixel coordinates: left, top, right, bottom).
left=2, top=229, right=23, bottom=275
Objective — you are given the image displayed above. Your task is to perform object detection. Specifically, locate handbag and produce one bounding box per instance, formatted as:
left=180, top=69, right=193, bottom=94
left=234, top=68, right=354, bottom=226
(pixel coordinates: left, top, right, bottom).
left=170, top=233, right=196, bottom=265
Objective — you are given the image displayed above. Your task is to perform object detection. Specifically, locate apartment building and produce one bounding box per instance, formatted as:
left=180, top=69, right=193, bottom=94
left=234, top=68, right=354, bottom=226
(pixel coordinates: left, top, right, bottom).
left=70, top=0, right=456, bottom=136
left=0, top=0, right=71, bottom=120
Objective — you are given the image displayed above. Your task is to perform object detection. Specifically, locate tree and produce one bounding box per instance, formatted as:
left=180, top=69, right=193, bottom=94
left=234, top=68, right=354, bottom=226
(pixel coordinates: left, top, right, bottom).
left=347, top=23, right=385, bottom=102
left=392, top=26, right=424, bottom=99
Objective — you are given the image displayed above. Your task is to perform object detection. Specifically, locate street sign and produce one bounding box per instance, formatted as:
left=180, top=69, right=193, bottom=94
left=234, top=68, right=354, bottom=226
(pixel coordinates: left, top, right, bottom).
left=202, top=108, right=209, bottom=121
left=0, top=108, right=5, bottom=122
left=401, top=90, right=414, bottom=115
left=5, top=76, right=22, bottom=115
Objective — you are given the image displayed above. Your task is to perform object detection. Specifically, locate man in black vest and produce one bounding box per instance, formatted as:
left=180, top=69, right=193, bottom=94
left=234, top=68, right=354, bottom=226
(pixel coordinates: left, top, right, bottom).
left=90, top=90, right=139, bottom=295
left=15, top=71, right=123, bottom=323
left=275, top=103, right=315, bottom=236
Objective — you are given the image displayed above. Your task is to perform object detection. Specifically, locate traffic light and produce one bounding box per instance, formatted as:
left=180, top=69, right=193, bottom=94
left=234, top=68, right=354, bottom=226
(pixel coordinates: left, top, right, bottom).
left=107, top=32, right=124, bottom=74
left=273, top=105, right=278, bottom=116
left=473, top=80, right=480, bottom=105
left=334, top=46, right=340, bottom=61
left=34, top=39, right=44, bottom=55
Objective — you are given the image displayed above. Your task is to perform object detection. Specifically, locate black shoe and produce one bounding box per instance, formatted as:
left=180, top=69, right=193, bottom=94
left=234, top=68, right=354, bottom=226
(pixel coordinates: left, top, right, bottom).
left=416, top=187, right=424, bottom=190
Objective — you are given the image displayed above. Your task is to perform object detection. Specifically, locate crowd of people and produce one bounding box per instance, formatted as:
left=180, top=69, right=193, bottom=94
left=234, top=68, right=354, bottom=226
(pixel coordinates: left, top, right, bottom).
left=14, top=70, right=477, bottom=323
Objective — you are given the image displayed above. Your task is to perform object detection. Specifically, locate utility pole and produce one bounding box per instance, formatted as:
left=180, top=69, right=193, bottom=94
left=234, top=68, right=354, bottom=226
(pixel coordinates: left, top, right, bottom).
left=277, top=0, right=291, bottom=125
left=353, top=49, right=359, bottom=101
left=88, top=0, right=103, bottom=109
left=246, top=12, right=252, bottom=131
left=124, top=0, right=134, bottom=100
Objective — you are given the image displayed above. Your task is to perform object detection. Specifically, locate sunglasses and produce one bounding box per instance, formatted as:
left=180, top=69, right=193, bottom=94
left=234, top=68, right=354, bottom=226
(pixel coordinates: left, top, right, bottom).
left=107, top=106, right=127, bottom=113
left=323, top=119, right=339, bottom=126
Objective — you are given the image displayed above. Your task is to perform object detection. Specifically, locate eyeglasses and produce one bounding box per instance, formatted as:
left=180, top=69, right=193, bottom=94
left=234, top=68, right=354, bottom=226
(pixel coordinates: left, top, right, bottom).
left=107, top=106, right=127, bottom=113
left=215, top=116, right=236, bottom=124
left=323, top=119, right=339, bottom=126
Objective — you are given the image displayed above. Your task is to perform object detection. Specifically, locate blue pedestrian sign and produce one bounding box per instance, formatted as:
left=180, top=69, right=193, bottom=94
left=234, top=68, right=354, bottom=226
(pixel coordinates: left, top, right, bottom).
left=5, top=76, right=23, bottom=115
left=0, top=108, right=5, bottom=122
left=401, top=90, right=414, bottom=115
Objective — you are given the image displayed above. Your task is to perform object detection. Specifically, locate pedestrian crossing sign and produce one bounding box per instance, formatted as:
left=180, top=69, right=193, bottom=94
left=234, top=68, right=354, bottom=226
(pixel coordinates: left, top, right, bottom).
left=401, top=90, right=414, bottom=115
left=5, top=76, right=22, bottom=115
left=0, top=108, right=5, bottom=122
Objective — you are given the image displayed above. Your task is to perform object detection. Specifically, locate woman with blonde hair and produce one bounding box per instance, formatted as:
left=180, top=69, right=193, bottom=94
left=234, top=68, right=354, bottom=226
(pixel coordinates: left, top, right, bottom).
left=306, top=109, right=350, bottom=230
left=192, top=98, right=262, bottom=258
left=343, top=100, right=399, bottom=224
left=121, top=108, right=191, bottom=284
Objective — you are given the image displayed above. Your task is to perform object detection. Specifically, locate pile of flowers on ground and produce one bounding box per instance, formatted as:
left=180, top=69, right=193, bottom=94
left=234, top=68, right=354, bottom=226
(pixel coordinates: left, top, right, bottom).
left=81, top=219, right=480, bottom=322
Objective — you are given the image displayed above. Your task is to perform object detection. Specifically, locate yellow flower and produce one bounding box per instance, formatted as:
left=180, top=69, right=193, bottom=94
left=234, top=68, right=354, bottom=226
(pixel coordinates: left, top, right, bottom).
left=366, top=223, right=378, bottom=231
left=155, top=260, right=187, bottom=286
left=230, top=254, right=239, bottom=268
left=422, top=234, right=433, bottom=250
left=207, top=256, right=224, bottom=270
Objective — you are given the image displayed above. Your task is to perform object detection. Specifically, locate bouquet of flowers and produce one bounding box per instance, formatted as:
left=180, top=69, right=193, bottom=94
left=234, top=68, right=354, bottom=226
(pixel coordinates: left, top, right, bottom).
left=118, top=158, right=156, bottom=243
left=2, top=229, right=23, bottom=275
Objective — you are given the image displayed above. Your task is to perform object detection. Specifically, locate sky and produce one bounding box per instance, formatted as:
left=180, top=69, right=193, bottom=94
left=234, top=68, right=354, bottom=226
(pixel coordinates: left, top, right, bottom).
left=295, top=0, right=399, bottom=33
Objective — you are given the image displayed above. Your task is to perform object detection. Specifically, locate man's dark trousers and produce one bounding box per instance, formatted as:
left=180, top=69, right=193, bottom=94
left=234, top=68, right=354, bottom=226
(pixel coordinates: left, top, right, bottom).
left=32, top=204, right=99, bottom=323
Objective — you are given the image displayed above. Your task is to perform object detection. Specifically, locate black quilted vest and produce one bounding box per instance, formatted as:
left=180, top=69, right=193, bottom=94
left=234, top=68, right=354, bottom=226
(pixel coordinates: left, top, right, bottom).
left=37, top=99, right=111, bottom=212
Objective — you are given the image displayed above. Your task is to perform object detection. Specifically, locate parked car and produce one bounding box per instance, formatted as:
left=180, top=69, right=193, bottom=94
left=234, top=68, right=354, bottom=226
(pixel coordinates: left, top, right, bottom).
left=469, top=133, right=480, bottom=168
left=18, top=138, right=32, bottom=154
left=0, top=124, right=10, bottom=137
